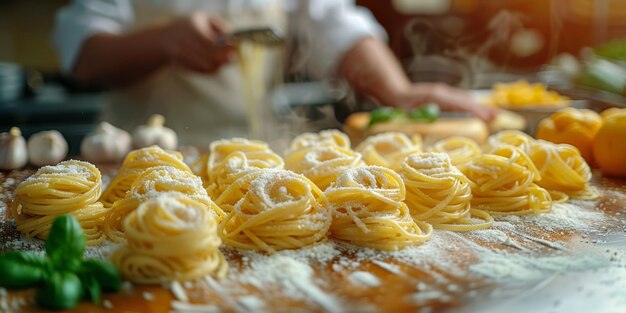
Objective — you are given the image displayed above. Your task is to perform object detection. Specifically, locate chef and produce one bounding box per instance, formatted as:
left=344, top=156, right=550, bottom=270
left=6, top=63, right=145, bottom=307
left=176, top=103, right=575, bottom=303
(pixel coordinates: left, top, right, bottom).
left=53, top=0, right=495, bottom=145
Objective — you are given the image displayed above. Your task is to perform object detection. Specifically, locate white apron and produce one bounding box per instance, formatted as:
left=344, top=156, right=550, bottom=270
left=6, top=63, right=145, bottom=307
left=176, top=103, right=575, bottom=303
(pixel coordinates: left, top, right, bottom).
left=102, top=0, right=286, bottom=146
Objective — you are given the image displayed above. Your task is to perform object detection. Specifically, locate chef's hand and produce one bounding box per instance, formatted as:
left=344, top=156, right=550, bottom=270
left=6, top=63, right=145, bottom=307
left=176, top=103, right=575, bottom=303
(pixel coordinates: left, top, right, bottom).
left=392, top=83, right=498, bottom=122
left=162, top=13, right=236, bottom=74
left=340, top=38, right=497, bottom=122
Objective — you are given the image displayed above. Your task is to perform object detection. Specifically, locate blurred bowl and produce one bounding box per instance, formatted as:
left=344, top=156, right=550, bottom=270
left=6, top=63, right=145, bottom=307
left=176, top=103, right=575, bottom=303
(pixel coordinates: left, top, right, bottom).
left=0, top=62, right=24, bottom=103
left=500, top=100, right=588, bottom=135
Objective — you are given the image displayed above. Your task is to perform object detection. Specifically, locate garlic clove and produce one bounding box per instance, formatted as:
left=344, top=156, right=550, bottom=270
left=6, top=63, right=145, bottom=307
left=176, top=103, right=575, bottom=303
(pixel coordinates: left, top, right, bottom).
left=81, top=122, right=131, bottom=163
left=132, top=114, right=178, bottom=150
left=0, top=127, right=28, bottom=170
left=27, top=130, right=68, bottom=166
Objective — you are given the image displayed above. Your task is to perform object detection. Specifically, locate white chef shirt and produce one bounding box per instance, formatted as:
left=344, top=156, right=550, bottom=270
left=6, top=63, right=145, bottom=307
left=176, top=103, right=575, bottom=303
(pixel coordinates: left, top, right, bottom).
left=53, top=0, right=386, bottom=79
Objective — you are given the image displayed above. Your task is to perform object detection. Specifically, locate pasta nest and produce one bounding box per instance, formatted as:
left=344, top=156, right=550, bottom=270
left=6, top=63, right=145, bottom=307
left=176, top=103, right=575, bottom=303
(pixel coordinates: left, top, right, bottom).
left=100, top=146, right=192, bottom=207
left=461, top=145, right=552, bottom=216
left=487, top=130, right=598, bottom=201
left=399, top=153, right=492, bottom=231
left=218, top=169, right=331, bottom=253
left=207, top=138, right=283, bottom=199
left=11, top=160, right=107, bottom=245
left=528, top=140, right=599, bottom=201
left=325, top=166, right=432, bottom=251
left=485, top=130, right=535, bottom=152
left=104, top=166, right=223, bottom=242
left=286, top=129, right=351, bottom=154
left=428, top=136, right=482, bottom=166
left=111, top=193, right=227, bottom=284
left=285, top=145, right=364, bottom=190
left=356, top=132, right=421, bottom=171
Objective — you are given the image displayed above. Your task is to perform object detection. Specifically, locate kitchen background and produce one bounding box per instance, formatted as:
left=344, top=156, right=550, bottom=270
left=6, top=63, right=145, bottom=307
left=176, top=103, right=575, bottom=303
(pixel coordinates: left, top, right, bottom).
left=2, top=0, right=626, bottom=153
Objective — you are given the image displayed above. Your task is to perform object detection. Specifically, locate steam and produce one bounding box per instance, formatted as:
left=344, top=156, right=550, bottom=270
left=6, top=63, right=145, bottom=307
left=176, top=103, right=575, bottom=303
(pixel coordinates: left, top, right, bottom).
left=403, top=9, right=562, bottom=88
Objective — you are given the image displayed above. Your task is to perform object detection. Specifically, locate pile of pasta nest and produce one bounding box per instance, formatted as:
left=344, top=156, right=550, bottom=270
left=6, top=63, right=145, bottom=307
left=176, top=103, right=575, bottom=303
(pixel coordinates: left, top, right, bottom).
left=9, top=129, right=599, bottom=284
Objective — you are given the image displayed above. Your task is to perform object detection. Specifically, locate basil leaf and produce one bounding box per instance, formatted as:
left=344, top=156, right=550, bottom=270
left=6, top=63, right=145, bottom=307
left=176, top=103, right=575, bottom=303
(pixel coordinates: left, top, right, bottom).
left=0, top=252, right=46, bottom=289
left=36, top=271, right=83, bottom=310
left=408, top=108, right=425, bottom=120
left=409, top=104, right=440, bottom=122
left=80, top=275, right=101, bottom=305
left=421, top=104, right=440, bottom=122
left=45, top=215, right=85, bottom=271
left=369, top=107, right=405, bottom=126
left=79, top=260, right=121, bottom=292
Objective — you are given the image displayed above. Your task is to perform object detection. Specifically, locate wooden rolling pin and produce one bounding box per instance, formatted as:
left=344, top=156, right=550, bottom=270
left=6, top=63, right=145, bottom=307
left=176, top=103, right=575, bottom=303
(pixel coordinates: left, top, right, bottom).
left=343, top=112, right=490, bottom=146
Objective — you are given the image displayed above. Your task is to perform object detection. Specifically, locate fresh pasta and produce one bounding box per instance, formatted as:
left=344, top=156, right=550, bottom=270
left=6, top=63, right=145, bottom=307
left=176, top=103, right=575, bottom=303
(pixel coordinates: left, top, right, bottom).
left=11, top=160, right=107, bottom=245
left=356, top=132, right=421, bottom=171
left=104, top=166, right=223, bottom=242
left=486, top=131, right=599, bottom=201
left=528, top=140, right=600, bottom=200
left=286, top=129, right=351, bottom=153
left=210, top=152, right=266, bottom=213
left=100, top=146, right=192, bottom=207
left=461, top=146, right=552, bottom=216
left=208, top=138, right=283, bottom=169
left=111, top=193, right=227, bottom=284
left=207, top=138, right=283, bottom=199
left=325, top=166, right=432, bottom=251
left=284, top=145, right=364, bottom=190
left=218, top=169, right=331, bottom=253
left=400, top=153, right=493, bottom=231
left=428, top=136, right=482, bottom=166
left=485, top=130, right=534, bottom=152
left=192, top=153, right=210, bottom=187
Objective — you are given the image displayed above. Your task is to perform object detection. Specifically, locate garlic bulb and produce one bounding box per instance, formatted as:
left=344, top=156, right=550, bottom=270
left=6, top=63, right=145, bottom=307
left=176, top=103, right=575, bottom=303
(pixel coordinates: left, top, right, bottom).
left=81, top=122, right=131, bottom=163
left=27, top=130, right=68, bottom=166
left=0, top=127, right=28, bottom=170
left=132, top=114, right=178, bottom=150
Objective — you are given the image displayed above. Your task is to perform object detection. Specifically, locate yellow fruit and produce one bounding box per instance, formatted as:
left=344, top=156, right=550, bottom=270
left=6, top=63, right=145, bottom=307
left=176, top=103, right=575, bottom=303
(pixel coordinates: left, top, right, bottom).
left=601, top=107, right=626, bottom=120
left=593, top=111, right=626, bottom=176
left=536, top=108, right=602, bottom=163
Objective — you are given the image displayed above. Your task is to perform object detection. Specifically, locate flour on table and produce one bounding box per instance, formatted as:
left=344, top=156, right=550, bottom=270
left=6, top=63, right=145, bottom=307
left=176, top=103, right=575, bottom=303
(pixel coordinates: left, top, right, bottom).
left=348, top=271, right=381, bottom=287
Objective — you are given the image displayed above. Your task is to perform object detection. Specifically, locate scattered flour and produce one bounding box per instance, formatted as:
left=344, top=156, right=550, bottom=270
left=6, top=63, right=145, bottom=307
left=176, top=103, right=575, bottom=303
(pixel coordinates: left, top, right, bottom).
left=470, top=251, right=609, bottom=283
left=233, top=255, right=342, bottom=313
left=234, top=241, right=340, bottom=265
left=348, top=271, right=381, bottom=287
left=170, top=281, right=189, bottom=302
left=469, top=229, right=509, bottom=244
left=410, top=290, right=453, bottom=305
left=1, top=167, right=623, bottom=313
left=501, top=202, right=606, bottom=231
left=142, top=292, right=155, bottom=301
left=236, top=295, right=265, bottom=312
left=171, top=301, right=219, bottom=313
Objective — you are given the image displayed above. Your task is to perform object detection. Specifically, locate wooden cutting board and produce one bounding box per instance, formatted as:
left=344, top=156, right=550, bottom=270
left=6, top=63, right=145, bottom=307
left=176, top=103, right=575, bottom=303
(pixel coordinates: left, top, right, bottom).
left=1, top=168, right=625, bottom=313
left=343, top=112, right=490, bottom=146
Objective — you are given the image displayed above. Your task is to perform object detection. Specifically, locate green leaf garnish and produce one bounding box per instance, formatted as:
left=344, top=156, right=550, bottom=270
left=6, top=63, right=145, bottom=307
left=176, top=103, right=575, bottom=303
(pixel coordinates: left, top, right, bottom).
left=369, top=107, right=405, bottom=126
left=35, top=271, right=83, bottom=310
left=0, top=215, right=121, bottom=310
left=370, top=104, right=440, bottom=126
left=0, top=252, right=46, bottom=289
left=80, top=275, right=102, bottom=305
left=409, top=104, right=440, bottom=122
left=46, top=215, right=86, bottom=271
left=79, top=260, right=121, bottom=293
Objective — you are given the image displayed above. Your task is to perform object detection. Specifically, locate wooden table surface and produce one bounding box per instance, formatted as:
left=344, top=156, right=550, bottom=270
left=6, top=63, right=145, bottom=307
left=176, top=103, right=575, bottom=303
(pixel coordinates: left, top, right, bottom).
left=1, top=167, right=625, bottom=313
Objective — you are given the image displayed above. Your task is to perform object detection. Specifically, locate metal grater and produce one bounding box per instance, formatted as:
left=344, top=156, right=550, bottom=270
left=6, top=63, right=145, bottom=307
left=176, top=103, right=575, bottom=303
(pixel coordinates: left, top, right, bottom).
left=231, top=27, right=285, bottom=46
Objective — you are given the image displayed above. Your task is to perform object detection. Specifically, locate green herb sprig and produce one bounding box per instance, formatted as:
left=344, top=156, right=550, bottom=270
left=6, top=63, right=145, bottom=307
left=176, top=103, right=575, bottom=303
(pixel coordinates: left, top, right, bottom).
left=0, top=215, right=121, bottom=310
left=368, top=104, right=440, bottom=127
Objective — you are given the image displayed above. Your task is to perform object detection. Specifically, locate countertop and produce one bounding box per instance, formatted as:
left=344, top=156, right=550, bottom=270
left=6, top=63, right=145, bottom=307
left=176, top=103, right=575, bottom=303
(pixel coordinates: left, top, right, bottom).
left=0, top=166, right=625, bottom=313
